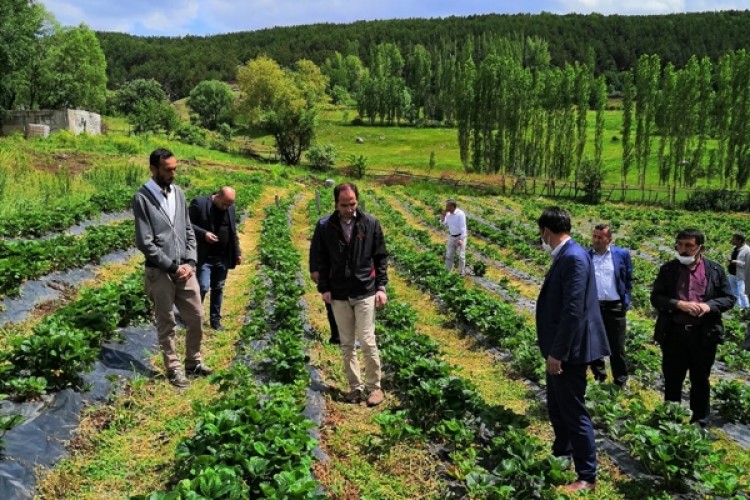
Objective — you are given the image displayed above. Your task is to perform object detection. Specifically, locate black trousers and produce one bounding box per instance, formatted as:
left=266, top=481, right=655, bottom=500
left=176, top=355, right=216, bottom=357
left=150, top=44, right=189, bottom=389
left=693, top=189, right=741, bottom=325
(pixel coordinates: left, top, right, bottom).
left=661, top=325, right=717, bottom=425
left=325, top=302, right=340, bottom=341
left=590, top=301, right=628, bottom=385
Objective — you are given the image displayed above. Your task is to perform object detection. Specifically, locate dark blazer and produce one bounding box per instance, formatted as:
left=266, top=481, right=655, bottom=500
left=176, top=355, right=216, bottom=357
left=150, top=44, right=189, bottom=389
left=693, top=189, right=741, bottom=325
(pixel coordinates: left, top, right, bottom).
left=313, top=209, right=388, bottom=301
left=537, top=239, right=610, bottom=364
left=309, top=215, right=330, bottom=274
left=650, top=258, right=735, bottom=344
left=588, top=244, right=634, bottom=310
left=188, top=194, right=241, bottom=268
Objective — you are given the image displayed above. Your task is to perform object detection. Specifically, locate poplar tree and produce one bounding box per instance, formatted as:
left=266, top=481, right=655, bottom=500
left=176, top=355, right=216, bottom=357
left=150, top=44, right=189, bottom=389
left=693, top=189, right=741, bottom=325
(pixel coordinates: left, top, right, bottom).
left=634, top=55, right=660, bottom=189
left=620, top=71, right=634, bottom=200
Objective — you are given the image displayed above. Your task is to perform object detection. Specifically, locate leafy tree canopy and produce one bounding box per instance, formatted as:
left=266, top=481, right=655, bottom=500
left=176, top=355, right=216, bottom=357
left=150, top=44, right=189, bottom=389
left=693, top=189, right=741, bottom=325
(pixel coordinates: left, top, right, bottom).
left=187, top=80, right=234, bottom=130
left=37, top=24, right=108, bottom=112
left=237, top=56, right=329, bottom=165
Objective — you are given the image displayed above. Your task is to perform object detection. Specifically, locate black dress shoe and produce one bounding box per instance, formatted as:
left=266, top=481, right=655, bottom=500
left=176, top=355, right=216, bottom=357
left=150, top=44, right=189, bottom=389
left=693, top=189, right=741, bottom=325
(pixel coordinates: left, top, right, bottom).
left=211, top=323, right=225, bottom=331
left=329, top=335, right=340, bottom=344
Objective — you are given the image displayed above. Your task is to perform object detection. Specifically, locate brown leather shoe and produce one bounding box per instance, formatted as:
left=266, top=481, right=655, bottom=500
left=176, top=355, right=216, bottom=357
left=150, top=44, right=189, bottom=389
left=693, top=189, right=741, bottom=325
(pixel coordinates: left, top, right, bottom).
left=561, top=480, right=595, bottom=493
left=185, top=363, right=213, bottom=377
left=167, top=370, right=189, bottom=388
left=366, top=389, right=384, bottom=407
left=344, top=388, right=362, bottom=403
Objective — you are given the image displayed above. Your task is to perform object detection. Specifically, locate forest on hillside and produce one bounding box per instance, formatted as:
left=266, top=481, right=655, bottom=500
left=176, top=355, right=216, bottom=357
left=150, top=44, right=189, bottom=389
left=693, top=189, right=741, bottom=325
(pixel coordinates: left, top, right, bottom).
left=96, top=10, right=750, bottom=98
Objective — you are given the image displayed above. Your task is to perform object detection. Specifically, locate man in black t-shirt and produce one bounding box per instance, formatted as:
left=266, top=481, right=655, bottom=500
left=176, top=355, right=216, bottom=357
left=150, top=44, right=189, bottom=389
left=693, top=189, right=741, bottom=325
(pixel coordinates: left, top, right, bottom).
left=189, top=187, right=242, bottom=330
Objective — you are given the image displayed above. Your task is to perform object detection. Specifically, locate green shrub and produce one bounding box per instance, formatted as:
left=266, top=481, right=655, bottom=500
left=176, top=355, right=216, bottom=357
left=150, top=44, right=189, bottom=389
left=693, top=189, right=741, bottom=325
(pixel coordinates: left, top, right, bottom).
left=173, top=123, right=207, bottom=147
left=305, top=143, right=337, bottom=170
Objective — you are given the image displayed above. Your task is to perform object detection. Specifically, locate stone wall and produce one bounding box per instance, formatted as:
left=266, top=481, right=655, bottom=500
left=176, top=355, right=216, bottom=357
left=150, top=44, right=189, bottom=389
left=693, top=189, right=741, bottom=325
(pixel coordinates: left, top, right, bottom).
left=1, top=109, right=101, bottom=136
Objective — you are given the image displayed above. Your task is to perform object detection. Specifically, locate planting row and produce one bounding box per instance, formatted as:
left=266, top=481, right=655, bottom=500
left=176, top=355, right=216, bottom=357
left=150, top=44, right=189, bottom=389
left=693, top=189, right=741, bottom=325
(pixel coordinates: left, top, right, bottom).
left=141, top=196, right=322, bottom=498
left=0, top=220, right=136, bottom=298
left=0, top=186, right=135, bottom=238
left=0, top=270, right=150, bottom=401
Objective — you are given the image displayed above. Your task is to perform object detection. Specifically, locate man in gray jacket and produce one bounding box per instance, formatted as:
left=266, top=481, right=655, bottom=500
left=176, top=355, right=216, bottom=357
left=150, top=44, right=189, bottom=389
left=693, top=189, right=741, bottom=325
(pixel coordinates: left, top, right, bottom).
left=133, top=148, right=212, bottom=388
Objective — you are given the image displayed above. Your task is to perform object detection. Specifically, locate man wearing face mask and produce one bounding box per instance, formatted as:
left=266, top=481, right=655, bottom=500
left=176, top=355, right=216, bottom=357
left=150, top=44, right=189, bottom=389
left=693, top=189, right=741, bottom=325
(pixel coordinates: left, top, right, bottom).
left=536, top=207, right=610, bottom=493
left=651, top=229, right=735, bottom=427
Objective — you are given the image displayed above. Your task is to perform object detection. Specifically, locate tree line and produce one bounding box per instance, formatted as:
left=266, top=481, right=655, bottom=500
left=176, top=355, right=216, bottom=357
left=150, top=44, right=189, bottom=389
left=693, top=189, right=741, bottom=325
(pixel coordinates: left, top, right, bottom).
left=95, top=11, right=750, bottom=99
left=322, top=38, right=750, bottom=193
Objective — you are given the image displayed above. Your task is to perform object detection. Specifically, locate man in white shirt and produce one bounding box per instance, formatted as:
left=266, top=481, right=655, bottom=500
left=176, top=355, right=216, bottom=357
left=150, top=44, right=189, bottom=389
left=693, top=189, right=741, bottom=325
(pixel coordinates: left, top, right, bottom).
left=728, top=232, right=750, bottom=309
left=588, top=224, right=633, bottom=388
left=440, top=199, right=468, bottom=275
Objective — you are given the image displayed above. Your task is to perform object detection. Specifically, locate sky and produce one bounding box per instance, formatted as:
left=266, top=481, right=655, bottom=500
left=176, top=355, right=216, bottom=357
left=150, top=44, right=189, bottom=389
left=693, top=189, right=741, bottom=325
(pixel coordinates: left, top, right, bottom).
left=39, top=0, right=750, bottom=37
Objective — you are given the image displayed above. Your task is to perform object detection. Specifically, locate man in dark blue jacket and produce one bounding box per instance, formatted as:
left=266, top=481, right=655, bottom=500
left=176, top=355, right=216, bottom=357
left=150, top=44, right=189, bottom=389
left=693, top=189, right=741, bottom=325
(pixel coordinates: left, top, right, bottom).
left=589, top=224, right=633, bottom=387
left=651, top=228, right=735, bottom=427
left=536, top=207, right=610, bottom=494
left=189, top=186, right=242, bottom=330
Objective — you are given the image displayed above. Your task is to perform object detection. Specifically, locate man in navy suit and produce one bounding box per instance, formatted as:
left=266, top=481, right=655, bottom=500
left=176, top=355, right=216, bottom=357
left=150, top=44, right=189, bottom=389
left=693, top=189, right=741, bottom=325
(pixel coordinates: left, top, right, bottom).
left=189, top=186, right=242, bottom=330
left=536, top=207, right=610, bottom=494
left=589, top=224, right=633, bottom=388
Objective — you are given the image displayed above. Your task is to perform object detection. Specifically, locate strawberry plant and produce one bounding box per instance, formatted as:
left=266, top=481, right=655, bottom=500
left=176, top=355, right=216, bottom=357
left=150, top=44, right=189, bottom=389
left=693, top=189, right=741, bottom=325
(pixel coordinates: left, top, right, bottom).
left=0, top=220, right=135, bottom=297
left=0, top=270, right=150, bottom=396
left=713, top=379, right=750, bottom=424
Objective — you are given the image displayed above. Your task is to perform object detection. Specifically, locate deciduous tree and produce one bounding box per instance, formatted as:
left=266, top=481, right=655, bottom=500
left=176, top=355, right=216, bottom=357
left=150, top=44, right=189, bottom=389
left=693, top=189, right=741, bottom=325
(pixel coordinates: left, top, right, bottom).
left=37, top=24, right=108, bottom=112
left=188, top=80, right=234, bottom=130
left=237, top=56, right=328, bottom=165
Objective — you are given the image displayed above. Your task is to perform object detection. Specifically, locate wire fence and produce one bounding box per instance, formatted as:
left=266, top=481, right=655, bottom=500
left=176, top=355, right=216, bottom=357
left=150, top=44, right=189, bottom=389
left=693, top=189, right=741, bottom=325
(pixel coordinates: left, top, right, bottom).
left=365, top=168, right=738, bottom=207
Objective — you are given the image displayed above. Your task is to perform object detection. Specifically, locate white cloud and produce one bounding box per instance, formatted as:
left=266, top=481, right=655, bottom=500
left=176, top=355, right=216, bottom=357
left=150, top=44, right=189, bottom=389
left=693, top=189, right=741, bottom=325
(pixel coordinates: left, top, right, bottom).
left=39, top=0, right=750, bottom=36
left=41, top=0, right=202, bottom=34
left=555, top=0, right=750, bottom=14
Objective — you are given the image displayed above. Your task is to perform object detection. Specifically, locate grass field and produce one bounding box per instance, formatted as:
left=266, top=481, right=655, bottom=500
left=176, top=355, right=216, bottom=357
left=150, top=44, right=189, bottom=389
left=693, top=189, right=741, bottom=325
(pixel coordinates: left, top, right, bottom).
left=304, top=105, right=730, bottom=202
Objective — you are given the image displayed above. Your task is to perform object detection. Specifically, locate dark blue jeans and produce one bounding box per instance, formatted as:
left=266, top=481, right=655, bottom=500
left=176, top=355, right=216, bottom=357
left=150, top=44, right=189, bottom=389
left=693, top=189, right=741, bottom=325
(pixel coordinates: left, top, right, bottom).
left=197, top=257, right=229, bottom=327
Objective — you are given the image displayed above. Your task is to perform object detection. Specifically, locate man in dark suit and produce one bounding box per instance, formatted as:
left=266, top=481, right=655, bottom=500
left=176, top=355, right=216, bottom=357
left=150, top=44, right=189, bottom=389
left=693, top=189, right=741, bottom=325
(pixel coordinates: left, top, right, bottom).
left=651, top=228, right=735, bottom=427
left=536, top=207, right=610, bottom=494
left=189, top=186, right=242, bottom=330
left=589, top=224, right=633, bottom=388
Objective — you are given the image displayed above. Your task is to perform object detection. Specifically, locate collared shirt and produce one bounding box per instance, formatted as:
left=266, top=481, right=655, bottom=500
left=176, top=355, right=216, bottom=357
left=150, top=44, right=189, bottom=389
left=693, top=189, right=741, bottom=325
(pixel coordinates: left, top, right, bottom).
left=674, top=258, right=707, bottom=325
left=441, top=208, right=467, bottom=239
left=145, top=178, right=175, bottom=224
left=550, top=235, right=571, bottom=260
left=592, top=246, right=621, bottom=302
left=340, top=212, right=356, bottom=243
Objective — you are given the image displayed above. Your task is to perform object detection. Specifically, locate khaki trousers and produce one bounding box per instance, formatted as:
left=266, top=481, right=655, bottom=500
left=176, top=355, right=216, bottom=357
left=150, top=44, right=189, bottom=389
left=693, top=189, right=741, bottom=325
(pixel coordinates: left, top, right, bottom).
left=331, top=295, right=381, bottom=392
left=145, top=267, right=204, bottom=372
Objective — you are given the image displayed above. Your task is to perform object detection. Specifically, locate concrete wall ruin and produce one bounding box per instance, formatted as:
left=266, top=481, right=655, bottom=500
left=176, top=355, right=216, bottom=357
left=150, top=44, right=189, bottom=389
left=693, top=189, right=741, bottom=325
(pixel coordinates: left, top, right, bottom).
left=1, top=109, right=101, bottom=137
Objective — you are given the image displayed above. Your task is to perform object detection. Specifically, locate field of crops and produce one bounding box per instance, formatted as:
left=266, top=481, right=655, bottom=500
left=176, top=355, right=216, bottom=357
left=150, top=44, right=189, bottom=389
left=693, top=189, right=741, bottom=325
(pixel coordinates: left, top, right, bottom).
left=1, top=132, right=750, bottom=498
